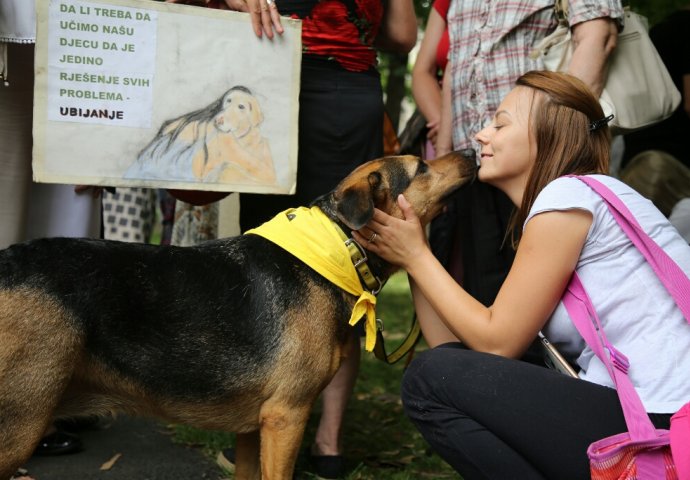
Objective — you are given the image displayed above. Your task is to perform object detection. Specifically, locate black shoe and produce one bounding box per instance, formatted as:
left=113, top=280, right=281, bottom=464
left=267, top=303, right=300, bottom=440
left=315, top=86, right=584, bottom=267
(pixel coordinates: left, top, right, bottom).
left=55, top=415, right=103, bottom=432
left=310, top=453, right=346, bottom=479
left=216, top=447, right=236, bottom=474
left=33, top=431, right=83, bottom=456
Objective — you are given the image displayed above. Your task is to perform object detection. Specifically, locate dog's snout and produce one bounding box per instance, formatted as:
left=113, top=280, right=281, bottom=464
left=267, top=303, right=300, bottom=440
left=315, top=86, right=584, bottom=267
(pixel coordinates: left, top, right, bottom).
left=458, top=148, right=476, bottom=163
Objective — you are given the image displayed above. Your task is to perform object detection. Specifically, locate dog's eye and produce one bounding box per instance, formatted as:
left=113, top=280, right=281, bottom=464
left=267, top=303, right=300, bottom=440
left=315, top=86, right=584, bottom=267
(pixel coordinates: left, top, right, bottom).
left=238, top=104, right=246, bottom=110
left=416, top=161, right=428, bottom=175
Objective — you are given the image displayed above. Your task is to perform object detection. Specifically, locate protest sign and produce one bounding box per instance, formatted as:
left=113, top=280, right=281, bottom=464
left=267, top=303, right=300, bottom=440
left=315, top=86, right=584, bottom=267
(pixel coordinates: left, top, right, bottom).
left=33, top=0, right=301, bottom=194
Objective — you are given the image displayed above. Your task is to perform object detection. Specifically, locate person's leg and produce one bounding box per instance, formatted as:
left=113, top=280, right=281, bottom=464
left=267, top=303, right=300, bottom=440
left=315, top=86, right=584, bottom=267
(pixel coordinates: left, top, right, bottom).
left=300, top=65, right=383, bottom=477
left=312, top=328, right=361, bottom=456
left=0, top=44, right=84, bottom=459
left=25, top=183, right=101, bottom=240
left=0, top=44, right=33, bottom=249
left=401, top=344, right=647, bottom=480
left=237, top=61, right=384, bottom=479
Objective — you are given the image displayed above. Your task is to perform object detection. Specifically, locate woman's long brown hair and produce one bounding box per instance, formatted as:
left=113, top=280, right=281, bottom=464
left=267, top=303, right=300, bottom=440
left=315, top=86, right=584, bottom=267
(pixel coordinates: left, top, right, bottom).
left=509, top=70, right=611, bottom=247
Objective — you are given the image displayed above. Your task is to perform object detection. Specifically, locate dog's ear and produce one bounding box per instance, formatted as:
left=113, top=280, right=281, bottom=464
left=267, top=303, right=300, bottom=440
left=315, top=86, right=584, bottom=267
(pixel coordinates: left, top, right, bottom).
left=335, top=172, right=382, bottom=230
left=249, top=96, right=264, bottom=126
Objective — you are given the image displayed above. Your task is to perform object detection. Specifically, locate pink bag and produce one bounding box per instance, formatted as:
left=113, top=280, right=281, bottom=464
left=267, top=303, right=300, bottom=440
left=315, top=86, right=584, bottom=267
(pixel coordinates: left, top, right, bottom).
left=563, top=176, right=690, bottom=480
left=671, top=403, right=690, bottom=480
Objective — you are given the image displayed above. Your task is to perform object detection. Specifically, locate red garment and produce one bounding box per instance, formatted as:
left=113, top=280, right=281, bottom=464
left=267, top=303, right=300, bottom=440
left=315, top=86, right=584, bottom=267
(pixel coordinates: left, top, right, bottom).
left=432, top=0, right=450, bottom=73
left=294, top=0, right=383, bottom=72
left=205, top=0, right=383, bottom=72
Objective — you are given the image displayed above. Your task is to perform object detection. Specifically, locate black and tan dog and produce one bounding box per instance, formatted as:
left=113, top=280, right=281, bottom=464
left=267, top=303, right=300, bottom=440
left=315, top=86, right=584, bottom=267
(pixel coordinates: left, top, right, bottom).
left=0, top=151, right=476, bottom=480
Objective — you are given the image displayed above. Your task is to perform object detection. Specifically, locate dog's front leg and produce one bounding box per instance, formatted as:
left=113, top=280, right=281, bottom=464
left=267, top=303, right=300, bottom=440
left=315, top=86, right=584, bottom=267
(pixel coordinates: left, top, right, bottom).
left=234, top=430, right=260, bottom=480
left=259, top=402, right=312, bottom=480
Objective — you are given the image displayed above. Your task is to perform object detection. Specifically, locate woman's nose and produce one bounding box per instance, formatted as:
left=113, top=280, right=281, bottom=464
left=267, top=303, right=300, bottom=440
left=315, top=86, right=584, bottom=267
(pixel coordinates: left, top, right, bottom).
left=475, top=126, right=489, bottom=144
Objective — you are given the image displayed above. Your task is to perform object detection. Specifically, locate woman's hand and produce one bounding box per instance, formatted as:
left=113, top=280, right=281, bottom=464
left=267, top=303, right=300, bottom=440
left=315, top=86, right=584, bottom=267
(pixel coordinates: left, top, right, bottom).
left=165, top=0, right=283, bottom=39
left=352, top=194, right=430, bottom=271
left=426, top=119, right=440, bottom=148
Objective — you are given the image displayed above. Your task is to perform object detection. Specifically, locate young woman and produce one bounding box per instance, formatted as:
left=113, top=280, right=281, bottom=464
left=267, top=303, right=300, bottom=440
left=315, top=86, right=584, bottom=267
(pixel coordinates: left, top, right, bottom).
left=353, top=70, right=690, bottom=479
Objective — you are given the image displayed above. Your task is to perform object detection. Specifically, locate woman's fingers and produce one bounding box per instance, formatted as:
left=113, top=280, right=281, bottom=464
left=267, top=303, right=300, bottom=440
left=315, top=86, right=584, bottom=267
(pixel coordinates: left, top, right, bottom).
left=266, top=0, right=284, bottom=35
left=242, top=0, right=283, bottom=38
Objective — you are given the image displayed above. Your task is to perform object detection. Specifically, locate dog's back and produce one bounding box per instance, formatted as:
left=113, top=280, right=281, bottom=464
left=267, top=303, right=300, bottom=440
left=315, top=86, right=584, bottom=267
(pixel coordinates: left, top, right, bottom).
left=0, top=234, right=354, bottom=478
left=1, top=235, right=352, bottom=392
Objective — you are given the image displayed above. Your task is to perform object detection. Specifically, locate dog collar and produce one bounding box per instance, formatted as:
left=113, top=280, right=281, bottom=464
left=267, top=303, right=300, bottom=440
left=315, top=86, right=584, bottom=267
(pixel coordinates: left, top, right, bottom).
left=330, top=222, right=383, bottom=295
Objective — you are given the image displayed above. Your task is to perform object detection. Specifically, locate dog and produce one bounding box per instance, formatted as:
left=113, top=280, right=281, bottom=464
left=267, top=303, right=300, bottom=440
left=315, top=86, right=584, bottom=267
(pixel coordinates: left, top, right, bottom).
left=0, top=151, right=476, bottom=480
left=124, top=86, right=275, bottom=184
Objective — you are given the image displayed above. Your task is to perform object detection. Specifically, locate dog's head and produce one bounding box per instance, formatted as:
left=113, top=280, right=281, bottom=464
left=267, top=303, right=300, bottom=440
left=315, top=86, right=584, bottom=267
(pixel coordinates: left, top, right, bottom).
left=329, top=150, right=477, bottom=230
left=214, top=87, right=263, bottom=138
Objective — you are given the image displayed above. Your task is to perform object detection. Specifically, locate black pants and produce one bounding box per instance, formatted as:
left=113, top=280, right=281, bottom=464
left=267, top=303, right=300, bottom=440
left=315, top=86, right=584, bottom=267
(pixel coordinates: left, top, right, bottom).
left=401, top=343, right=671, bottom=480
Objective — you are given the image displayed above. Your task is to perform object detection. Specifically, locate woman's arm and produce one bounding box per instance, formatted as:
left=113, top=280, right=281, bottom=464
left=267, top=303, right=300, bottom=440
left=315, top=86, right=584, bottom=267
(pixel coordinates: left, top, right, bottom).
left=411, top=8, right=445, bottom=145
left=409, top=278, right=461, bottom=347
left=434, top=66, right=453, bottom=156
left=355, top=195, right=592, bottom=358
left=568, top=17, right=618, bottom=97
left=375, top=0, right=418, bottom=54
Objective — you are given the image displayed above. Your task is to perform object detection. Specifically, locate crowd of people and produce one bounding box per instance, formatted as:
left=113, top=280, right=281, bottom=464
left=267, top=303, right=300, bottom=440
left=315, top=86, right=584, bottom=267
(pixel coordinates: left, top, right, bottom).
left=2, top=0, right=689, bottom=478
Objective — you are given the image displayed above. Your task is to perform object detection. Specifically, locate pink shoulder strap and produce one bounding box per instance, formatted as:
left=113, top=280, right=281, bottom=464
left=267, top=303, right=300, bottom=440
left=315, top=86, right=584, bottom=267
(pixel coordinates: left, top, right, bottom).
left=561, top=175, right=690, bottom=448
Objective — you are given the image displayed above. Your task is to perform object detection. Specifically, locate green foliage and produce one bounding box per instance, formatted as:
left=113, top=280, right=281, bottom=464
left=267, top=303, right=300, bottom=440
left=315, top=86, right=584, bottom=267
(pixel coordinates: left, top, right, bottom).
left=629, top=0, right=688, bottom=26
left=171, top=272, right=460, bottom=479
left=413, top=0, right=434, bottom=28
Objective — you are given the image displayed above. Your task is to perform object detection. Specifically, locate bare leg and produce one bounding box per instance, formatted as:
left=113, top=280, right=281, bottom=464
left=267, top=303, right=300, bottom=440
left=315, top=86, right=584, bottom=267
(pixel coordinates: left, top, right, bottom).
left=312, top=329, right=360, bottom=456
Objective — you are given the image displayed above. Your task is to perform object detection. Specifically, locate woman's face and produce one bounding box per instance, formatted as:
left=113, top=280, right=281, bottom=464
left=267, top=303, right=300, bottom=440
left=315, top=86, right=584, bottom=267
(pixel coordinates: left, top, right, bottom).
left=475, top=86, right=538, bottom=192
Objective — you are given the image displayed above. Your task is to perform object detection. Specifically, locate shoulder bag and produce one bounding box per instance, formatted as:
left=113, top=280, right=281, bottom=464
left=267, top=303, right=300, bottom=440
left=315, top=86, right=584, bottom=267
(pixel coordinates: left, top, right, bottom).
left=530, top=1, right=682, bottom=135
left=561, top=176, right=690, bottom=479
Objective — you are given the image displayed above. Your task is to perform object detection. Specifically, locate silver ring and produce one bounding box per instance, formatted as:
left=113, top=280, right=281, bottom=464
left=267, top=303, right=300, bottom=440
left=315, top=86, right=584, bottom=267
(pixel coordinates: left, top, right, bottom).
left=266, top=0, right=275, bottom=6
left=368, top=232, right=377, bottom=243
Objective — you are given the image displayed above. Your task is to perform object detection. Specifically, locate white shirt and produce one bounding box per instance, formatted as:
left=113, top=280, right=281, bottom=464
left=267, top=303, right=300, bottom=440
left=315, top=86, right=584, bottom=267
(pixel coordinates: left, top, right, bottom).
left=0, top=0, right=36, bottom=43
left=526, top=175, right=690, bottom=413
left=670, top=198, right=690, bottom=243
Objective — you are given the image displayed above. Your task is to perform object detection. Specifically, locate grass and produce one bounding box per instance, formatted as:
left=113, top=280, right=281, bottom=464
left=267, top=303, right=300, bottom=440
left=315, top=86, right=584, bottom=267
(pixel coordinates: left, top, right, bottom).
left=171, top=272, right=460, bottom=479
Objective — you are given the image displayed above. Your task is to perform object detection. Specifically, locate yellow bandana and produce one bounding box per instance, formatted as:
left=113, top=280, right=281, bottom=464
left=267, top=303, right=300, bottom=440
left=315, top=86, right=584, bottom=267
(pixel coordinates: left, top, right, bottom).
left=246, top=207, right=378, bottom=351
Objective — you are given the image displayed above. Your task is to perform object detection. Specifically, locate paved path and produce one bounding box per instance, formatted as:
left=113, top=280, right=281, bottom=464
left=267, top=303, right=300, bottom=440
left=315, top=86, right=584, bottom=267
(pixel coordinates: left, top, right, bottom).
left=24, top=416, right=227, bottom=480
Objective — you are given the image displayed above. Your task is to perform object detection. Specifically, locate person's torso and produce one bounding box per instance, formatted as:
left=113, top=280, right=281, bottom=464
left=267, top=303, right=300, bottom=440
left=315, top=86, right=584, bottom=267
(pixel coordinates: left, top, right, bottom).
left=529, top=175, right=690, bottom=413
left=432, top=0, right=450, bottom=74
left=446, top=0, right=624, bottom=150
left=281, top=0, right=384, bottom=72
left=0, top=0, right=36, bottom=42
